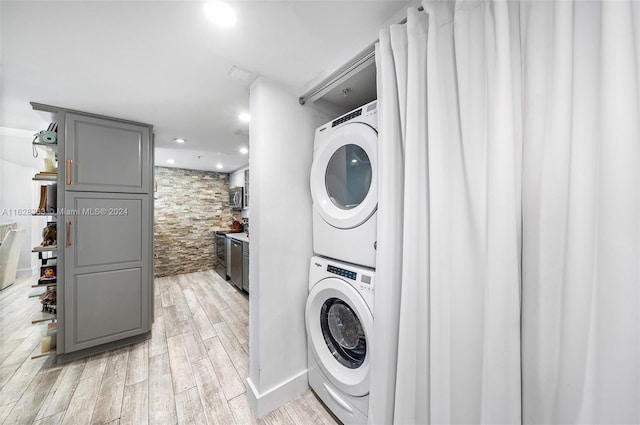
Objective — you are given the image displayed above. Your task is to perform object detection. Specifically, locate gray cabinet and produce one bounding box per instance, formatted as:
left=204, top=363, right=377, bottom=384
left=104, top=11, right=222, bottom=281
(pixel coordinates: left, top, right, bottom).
left=226, top=236, right=232, bottom=279
left=65, top=113, right=151, bottom=193
left=243, top=169, right=249, bottom=208
left=242, top=241, right=249, bottom=292
left=32, top=102, right=153, bottom=359
left=64, top=192, right=151, bottom=352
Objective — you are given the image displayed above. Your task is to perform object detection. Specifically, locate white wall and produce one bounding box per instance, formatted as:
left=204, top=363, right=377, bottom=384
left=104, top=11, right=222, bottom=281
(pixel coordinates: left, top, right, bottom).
left=0, top=128, right=49, bottom=276
left=246, top=77, right=334, bottom=417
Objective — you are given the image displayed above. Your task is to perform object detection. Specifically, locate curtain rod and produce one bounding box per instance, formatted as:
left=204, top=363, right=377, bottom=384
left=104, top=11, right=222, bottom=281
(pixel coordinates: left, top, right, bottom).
left=298, top=5, right=423, bottom=106
left=298, top=49, right=375, bottom=105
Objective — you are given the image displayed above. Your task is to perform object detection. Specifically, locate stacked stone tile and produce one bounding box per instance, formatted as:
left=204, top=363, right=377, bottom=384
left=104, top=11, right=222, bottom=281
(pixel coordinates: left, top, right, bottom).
left=154, top=167, right=234, bottom=277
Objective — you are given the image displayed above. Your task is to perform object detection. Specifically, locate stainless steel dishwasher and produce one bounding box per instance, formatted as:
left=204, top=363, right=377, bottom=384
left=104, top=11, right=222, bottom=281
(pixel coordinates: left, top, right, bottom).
left=225, top=235, right=231, bottom=279
left=229, top=237, right=243, bottom=290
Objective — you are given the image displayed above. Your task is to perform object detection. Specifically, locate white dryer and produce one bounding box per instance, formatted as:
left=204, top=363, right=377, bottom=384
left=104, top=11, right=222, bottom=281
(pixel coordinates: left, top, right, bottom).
left=306, top=256, right=374, bottom=425
left=311, top=100, right=378, bottom=268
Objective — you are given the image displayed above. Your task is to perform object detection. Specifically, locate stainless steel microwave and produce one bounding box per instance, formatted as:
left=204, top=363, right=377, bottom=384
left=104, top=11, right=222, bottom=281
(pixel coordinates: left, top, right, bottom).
left=229, top=187, right=244, bottom=210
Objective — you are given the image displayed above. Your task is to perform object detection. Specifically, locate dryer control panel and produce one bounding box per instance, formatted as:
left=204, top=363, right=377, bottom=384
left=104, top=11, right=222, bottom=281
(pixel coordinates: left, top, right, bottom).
left=331, top=108, right=362, bottom=127
left=313, top=99, right=378, bottom=149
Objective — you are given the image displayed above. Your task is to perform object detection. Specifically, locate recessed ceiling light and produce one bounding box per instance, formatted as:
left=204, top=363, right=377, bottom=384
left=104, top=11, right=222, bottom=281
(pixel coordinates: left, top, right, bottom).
left=167, top=159, right=175, bottom=164
left=173, top=138, right=186, bottom=144
left=351, top=159, right=358, bottom=163
left=204, top=1, right=237, bottom=27
left=238, top=112, right=250, bottom=123
left=216, top=163, right=223, bottom=169
left=239, top=147, right=248, bottom=154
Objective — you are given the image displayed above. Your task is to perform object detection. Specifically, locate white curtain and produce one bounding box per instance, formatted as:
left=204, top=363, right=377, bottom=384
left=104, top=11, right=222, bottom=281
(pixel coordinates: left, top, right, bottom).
left=370, top=1, right=522, bottom=424
left=521, top=1, right=640, bottom=424
left=370, top=0, right=640, bottom=424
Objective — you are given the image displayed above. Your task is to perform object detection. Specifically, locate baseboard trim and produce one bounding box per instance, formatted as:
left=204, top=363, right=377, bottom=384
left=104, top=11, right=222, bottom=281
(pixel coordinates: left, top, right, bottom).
left=246, top=370, right=309, bottom=418
left=17, top=266, right=38, bottom=278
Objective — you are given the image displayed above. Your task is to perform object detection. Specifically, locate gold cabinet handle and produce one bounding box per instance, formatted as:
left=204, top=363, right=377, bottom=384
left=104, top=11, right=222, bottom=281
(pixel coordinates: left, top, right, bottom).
left=66, top=159, right=73, bottom=185
left=66, top=221, right=72, bottom=247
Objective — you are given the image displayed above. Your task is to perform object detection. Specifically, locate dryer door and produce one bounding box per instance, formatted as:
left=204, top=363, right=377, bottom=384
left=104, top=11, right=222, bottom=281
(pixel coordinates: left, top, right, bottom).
left=310, top=123, right=377, bottom=229
left=306, top=278, right=373, bottom=397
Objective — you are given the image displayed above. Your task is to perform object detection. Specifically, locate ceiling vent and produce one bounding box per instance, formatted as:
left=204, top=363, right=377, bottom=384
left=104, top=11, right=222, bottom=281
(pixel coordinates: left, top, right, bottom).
left=234, top=129, right=249, bottom=136
left=229, top=66, right=254, bottom=82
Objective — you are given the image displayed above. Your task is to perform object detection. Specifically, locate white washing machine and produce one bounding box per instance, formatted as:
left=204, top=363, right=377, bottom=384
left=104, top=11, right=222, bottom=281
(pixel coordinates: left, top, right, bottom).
left=311, top=100, right=378, bottom=268
left=306, top=256, right=374, bottom=425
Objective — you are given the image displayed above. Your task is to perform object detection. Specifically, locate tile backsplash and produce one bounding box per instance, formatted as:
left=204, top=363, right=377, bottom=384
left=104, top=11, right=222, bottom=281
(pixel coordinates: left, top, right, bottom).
left=154, top=166, right=232, bottom=277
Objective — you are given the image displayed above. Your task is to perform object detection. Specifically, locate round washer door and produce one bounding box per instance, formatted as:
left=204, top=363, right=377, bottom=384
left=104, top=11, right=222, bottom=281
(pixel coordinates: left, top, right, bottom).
left=306, top=277, right=373, bottom=397
left=310, top=123, right=378, bottom=229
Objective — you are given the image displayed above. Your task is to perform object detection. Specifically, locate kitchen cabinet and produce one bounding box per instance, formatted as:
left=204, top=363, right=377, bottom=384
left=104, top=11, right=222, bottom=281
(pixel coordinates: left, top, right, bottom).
left=65, top=113, right=151, bottom=193
left=64, top=192, right=150, bottom=352
left=243, top=169, right=249, bottom=209
left=226, top=235, right=232, bottom=279
left=242, top=240, right=249, bottom=292
left=30, top=102, right=153, bottom=360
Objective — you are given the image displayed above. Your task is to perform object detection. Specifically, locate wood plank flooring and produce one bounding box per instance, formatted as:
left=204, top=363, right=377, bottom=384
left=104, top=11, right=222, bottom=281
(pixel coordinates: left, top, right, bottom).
left=0, top=271, right=338, bottom=425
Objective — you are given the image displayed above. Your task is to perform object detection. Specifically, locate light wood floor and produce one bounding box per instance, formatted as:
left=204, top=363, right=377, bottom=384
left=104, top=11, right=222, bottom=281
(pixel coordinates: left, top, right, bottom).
left=0, top=270, right=338, bottom=425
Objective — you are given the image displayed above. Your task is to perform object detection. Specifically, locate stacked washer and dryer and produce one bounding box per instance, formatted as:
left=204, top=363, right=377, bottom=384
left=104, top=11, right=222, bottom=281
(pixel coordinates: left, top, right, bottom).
left=306, top=100, right=378, bottom=425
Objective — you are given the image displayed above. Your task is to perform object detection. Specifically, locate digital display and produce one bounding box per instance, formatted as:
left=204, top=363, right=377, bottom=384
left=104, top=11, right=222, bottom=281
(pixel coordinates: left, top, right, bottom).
left=332, top=109, right=363, bottom=127
left=327, top=264, right=357, bottom=281
left=361, top=275, right=371, bottom=285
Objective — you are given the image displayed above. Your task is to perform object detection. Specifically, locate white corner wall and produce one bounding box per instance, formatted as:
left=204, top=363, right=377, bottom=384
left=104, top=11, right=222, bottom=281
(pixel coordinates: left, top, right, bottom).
left=247, top=77, right=333, bottom=417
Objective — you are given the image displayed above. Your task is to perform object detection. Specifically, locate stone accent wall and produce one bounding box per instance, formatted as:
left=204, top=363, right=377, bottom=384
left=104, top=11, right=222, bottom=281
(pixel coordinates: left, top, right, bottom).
left=154, top=167, right=233, bottom=277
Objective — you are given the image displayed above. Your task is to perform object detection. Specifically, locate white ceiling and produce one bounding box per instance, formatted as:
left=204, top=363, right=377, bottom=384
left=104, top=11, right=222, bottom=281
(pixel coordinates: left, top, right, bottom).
left=1, top=0, right=412, bottom=173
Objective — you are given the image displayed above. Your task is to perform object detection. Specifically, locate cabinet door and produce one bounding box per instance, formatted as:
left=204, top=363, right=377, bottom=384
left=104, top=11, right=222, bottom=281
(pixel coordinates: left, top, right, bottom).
left=230, top=238, right=243, bottom=289
left=65, top=113, right=151, bottom=193
left=243, top=169, right=249, bottom=208
left=243, top=252, right=249, bottom=292
left=64, top=192, right=151, bottom=352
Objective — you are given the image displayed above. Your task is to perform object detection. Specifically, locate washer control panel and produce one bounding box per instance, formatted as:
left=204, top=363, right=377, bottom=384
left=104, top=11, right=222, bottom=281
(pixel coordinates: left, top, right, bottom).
left=321, top=260, right=375, bottom=306
left=327, top=264, right=357, bottom=280
left=358, top=275, right=375, bottom=300
left=310, top=256, right=375, bottom=309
